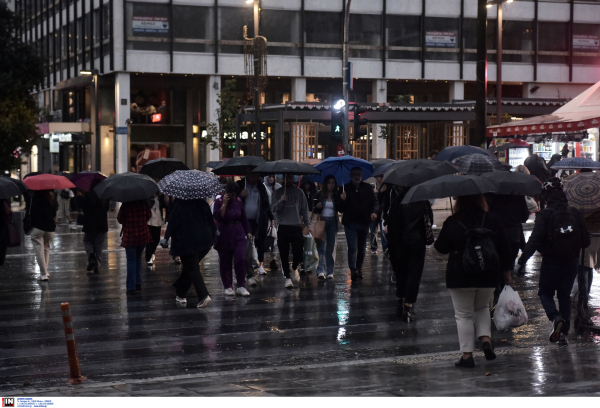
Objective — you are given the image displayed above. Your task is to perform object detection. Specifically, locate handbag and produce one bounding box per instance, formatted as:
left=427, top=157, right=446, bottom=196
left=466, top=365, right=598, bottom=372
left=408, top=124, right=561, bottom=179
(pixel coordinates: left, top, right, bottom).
left=309, top=212, right=326, bottom=243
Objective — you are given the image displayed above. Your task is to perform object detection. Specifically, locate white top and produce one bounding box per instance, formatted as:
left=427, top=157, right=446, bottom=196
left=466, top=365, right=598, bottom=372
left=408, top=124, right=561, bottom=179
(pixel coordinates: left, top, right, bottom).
left=148, top=198, right=163, bottom=227
left=321, top=200, right=335, bottom=217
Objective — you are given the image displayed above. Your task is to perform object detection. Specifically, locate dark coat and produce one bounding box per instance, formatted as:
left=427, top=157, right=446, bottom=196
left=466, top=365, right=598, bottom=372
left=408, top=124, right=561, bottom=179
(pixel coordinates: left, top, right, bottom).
left=236, top=178, right=274, bottom=232
left=434, top=207, right=512, bottom=288
left=30, top=193, right=57, bottom=232
left=82, top=190, right=108, bottom=234
left=485, top=194, right=530, bottom=244
left=166, top=199, right=216, bottom=257
left=336, top=182, right=379, bottom=226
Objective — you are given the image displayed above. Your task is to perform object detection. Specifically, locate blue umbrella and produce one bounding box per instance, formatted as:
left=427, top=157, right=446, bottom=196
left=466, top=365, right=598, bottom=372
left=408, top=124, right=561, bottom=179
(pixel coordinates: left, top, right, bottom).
left=311, top=156, right=374, bottom=187
left=434, top=145, right=495, bottom=162
left=550, top=157, right=600, bottom=171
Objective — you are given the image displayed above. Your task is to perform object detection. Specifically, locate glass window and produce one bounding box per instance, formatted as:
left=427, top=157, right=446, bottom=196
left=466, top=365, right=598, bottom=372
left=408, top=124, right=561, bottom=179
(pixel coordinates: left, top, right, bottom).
left=173, top=5, right=214, bottom=53
left=126, top=2, right=170, bottom=52
left=463, top=18, right=496, bottom=62
left=349, top=14, right=381, bottom=59
left=305, top=11, right=341, bottom=58
left=260, top=9, right=300, bottom=56
left=130, top=86, right=170, bottom=124
left=387, top=14, right=420, bottom=60
left=573, top=24, right=600, bottom=65
left=219, top=6, right=254, bottom=54
left=539, top=22, right=568, bottom=64
left=102, top=5, right=110, bottom=56
left=502, top=20, right=533, bottom=63
left=424, top=17, right=458, bottom=61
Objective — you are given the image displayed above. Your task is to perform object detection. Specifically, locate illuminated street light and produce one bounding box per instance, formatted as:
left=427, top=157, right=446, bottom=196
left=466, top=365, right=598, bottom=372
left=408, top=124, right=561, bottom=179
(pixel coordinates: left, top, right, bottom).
left=333, top=99, right=346, bottom=110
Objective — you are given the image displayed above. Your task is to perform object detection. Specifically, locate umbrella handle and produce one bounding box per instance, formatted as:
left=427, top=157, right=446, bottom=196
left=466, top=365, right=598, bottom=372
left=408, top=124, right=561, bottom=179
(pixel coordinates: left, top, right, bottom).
left=449, top=197, right=453, bottom=215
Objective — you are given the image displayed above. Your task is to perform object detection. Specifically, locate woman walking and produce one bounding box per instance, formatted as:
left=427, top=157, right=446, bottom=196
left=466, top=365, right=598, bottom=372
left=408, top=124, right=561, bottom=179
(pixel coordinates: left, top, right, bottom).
left=29, top=190, right=57, bottom=281
left=264, top=175, right=281, bottom=205
left=146, top=193, right=164, bottom=266
left=213, top=182, right=252, bottom=296
left=312, top=175, right=339, bottom=280
left=117, top=200, right=152, bottom=296
left=434, top=194, right=512, bottom=368
left=82, top=179, right=108, bottom=273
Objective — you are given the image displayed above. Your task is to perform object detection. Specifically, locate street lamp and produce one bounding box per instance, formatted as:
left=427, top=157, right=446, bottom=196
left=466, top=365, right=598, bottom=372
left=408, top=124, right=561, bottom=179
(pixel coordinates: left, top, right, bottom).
left=245, top=0, right=261, bottom=156
left=80, top=69, right=100, bottom=171
left=487, top=0, right=513, bottom=125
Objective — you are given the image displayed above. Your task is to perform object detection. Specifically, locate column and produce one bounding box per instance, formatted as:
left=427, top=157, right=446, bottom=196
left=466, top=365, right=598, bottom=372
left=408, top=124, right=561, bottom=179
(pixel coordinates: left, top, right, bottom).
left=371, top=79, right=387, bottom=159
left=185, top=90, right=194, bottom=168
left=206, top=75, right=221, bottom=162
left=449, top=81, right=465, bottom=102
left=114, top=72, right=130, bottom=174
left=291, top=77, right=306, bottom=102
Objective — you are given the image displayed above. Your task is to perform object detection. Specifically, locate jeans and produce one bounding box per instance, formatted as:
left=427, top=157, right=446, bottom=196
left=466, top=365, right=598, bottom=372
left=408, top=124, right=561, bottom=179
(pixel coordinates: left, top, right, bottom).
left=145, top=225, right=161, bottom=262
left=125, top=246, right=145, bottom=291
left=277, top=225, right=304, bottom=279
left=538, top=256, right=579, bottom=335
left=344, top=223, right=370, bottom=272
left=248, top=220, right=267, bottom=264
left=174, top=249, right=210, bottom=300
left=394, top=239, right=427, bottom=304
left=448, top=288, right=495, bottom=353
left=30, top=228, right=54, bottom=277
left=84, top=231, right=107, bottom=264
left=370, top=218, right=387, bottom=251
left=577, top=266, right=594, bottom=304
left=316, top=216, right=338, bottom=276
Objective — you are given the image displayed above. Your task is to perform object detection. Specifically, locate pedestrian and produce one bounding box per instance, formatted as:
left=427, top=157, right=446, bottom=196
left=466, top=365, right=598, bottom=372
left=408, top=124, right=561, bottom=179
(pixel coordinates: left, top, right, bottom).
left=313, top=175, right=339, bottom=280
left=336, top=167, right=378, bottom=281
left=271, top=173, right=311, bottom=288
left=237, top=172, right=274, bottom=280
left=578, top=208, right=600, bottom=313
left=163, top=194, right=181, bottom=264
left=0, top=199, right=11, bottom=267
left=370, top=175, right=388, bottom=255
left=213, top=182, right=252, bottom=297
left=547, top=154, right=562, bottom=177
left=300, top=176, right=318, bottom=212
left=517, top=177, right=590, bottom=346
left=29, top=190, right=57, bottom=281
left=56, top=188, right=74, bottom=224
left=264, top=175, right=281, bottom=205
left=81, top=179, right=108, bottom=274
left=434, top=194, right=513, bottom=368
left=165, top=196, right=216, bottom=308
left=117, top=200, right=152, bottom=296
left=145, top=193, right=164, bottom=266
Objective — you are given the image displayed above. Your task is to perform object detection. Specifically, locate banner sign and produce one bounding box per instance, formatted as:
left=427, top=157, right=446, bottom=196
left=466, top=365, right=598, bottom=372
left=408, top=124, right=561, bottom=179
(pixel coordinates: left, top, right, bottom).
left=573, top=34, right=600, bottom=51
left=425, top=31, right=457, bottom=48
left=132, top=16, right=169, bottom=34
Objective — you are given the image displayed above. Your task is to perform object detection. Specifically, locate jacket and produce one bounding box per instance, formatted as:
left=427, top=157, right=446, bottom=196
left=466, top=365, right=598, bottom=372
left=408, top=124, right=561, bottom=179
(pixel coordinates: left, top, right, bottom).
left=30, top=193, right=57, bottom=232
left=81, top=190, right=109, bottom=234
left=166, top=198, right=216, bottom=257
left=271, top=185, right=311, bottom=228
left=312, top=191, right=339, bottom=224
left=117, top=200, right=152, bottom=248
left=387, top=194, right=434, bottom=242
left=336, top=182, right=378, bottom=226
left=237, top=178, right=274, bottom=232
left=485, top=194, right=530, bottom=243
left=434, top=207, right=512, bottom=288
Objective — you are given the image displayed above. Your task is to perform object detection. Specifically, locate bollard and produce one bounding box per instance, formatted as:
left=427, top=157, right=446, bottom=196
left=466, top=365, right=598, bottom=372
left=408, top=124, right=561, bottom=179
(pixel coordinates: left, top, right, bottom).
left=60, top=302, right=87, bottom=384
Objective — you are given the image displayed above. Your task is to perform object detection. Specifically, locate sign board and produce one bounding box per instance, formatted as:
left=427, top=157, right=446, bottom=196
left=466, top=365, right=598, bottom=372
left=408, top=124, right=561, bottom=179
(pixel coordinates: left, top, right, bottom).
left=152, top=113, right=162, bottom=123
left=50, top=137, right=60, bottom=153
left=573, top=34, right=600, bottom=51
left=425, top=31, right=457, bottom=48
left=116, top=127, right=128, bottom=134
left=132, top=16, right=169, bottom=33
left=337, top=143, right=346, bottom=157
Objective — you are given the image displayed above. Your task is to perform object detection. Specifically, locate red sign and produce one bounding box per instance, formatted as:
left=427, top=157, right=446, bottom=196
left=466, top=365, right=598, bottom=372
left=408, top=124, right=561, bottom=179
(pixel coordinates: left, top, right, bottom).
left=152, top=113, right=162, bottom=123
left=337, top=144, right=346, bottom=157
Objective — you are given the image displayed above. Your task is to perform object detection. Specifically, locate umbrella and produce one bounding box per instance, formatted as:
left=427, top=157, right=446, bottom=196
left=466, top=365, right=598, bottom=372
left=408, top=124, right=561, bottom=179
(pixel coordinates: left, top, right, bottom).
left=212, top=156, right=265, bottom=176
left=23, top=174, right=76, bottom=190
left=0, top=177, right=24, bottom=199
left=94, top=172, right=158, bottom=202
left=489, top=143, right=516, bottom=152
left=434, top=145, right=495, bottom=162
left=23, top=171, right=43, bottom=179
left=401, top=175, right=498, bottom=204
left=55, top=171, right=74, bottom=179
left=158, top=170, right=222, bottom=200
left=382, top=159, right=457, bottom=187
left=140, top=158, right=189, bottom=180
left=563, top=172, right=600, bottom=216
left=372, top=160, right=404, bottom=177
left=0, top=176, right=28, bottom=196
left=550, top=157, right=600, bottom=171
left=370, top=158, right=394, bottom=170
left=453, top=153, right=506, bottom=175
left=70, top=171, right=108, bottom=191
left=252, top=159, right=320, bottom=176
left=206, top=160, right=226, bottom=170
left=479, top=171, right=542, bottom=196
left=524, top=154, right=551, bottom=182
left=311, top=156, right=374, bottom=185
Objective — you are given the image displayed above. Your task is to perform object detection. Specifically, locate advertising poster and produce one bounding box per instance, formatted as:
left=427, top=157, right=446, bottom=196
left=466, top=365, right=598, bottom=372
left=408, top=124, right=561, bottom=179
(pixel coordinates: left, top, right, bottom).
left=573, top=34, right=599, bottom=50
left=132, top=16, right=169, bottom=34
left=425, top=31, right=457, bottom=48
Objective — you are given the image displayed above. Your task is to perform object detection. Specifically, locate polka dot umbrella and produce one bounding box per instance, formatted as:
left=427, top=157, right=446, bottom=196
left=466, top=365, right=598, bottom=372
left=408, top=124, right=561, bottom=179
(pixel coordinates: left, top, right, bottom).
left=158, top=170, right=223, bottom=200
left=563, top=172, right=600, bottom=216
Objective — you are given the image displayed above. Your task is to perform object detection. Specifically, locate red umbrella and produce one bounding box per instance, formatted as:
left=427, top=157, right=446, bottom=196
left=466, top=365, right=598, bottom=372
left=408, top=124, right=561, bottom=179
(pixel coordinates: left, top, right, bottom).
left=23, top=174, right=76, bottom=190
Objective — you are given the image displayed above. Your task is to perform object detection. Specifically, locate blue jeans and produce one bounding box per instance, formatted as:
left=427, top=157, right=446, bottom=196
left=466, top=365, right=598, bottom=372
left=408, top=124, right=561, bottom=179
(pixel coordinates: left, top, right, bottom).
left=125, top=246, right=145, bottom=291
left=538, top=257, right=579, bottom=335
left=370, top=218, right=387, bottom=251
left=344, top=223, right=369, bottom=272
left=316, top=216, right=338, bottom=276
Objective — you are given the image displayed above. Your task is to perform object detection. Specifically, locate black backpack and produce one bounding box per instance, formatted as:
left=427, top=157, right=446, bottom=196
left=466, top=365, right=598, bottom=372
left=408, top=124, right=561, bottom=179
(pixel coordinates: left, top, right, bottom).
left=547, top=205, right=582, bottom=259
left=60, top=189, right=70, bottom=199
left=458, top=213, right=500, bottom=275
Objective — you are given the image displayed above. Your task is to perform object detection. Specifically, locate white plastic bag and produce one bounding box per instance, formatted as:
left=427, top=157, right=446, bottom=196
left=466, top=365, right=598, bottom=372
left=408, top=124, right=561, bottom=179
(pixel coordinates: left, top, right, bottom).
left=493, top=285, right=528, bottom=330
left=303, top=233, right=319, bottom=272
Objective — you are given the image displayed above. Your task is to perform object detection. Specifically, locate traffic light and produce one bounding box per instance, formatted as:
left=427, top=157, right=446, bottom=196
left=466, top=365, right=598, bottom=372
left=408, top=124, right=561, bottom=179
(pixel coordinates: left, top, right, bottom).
left=331, top=100, right=345, bottom=141
left=353, top=105, right=368, bottom=141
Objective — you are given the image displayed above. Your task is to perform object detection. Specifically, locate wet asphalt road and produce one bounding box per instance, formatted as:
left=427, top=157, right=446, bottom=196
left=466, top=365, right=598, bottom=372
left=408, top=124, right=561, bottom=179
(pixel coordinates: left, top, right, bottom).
left=1, top=212, right=600, bottom=396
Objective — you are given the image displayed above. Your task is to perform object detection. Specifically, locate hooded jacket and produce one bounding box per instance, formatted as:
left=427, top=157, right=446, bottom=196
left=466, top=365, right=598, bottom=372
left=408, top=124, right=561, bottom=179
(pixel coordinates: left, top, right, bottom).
left=236, top=178, right=274, bottom=232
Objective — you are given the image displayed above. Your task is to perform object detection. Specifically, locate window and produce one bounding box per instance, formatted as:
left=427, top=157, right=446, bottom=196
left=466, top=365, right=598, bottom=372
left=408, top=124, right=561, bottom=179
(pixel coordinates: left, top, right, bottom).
left=173, top=5, right=214, bottom=53
left=573, top=24, right=600, bottom=65
left=260, top=9, right=300, bottom=56
left=349, top=14, right=381, bottom=59
left=539, top=22, right=569, bottom=64
left=387, top=15, right=421, bottom=60
left=305, top=11, right=341, bottom=58
left=424, top=17, right=459, bottom=61
left=502, top=20, right=533, bottom=63
left=463, top=18, right=496, bottom=62
left=126, top=2, right=170, bottom=52
left=219, top=6, right=253, bottom=54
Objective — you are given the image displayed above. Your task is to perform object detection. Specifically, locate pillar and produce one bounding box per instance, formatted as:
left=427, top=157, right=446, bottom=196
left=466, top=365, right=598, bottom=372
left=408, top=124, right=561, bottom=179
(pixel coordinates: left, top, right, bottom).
left=371, top=79, right=387, bottom=159
left=206, top=75, right=221, bottom=162
left=185, top=90, right=194, bottom=168
left=114, top=72, right=130, bottom=174
left=449, top=81, right=465, bottom=102
left=291, top=77, right=306, bottom=102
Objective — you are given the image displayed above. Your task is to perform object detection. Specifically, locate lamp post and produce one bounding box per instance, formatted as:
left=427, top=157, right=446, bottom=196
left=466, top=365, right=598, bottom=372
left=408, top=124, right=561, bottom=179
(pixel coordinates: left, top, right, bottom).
left=246, top=0, right=262, bottom=157
left=342, top=0, right=352, bottom=156
left=487, top=0, right=513, bottom=126
left=80, top=69, right=100, bottom=171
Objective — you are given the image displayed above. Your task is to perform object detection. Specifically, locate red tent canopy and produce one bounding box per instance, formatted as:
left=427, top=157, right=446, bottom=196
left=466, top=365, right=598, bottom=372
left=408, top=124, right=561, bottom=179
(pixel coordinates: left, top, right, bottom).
left=487, top=81, right=600, bottom=138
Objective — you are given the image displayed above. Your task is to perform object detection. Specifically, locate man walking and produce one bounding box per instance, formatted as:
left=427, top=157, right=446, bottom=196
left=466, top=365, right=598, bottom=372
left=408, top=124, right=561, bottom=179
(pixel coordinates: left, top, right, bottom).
left=271, top=173, right=311, bottom=288
left=517, top=177, right=590, bottom=347
left=370, top=175, right=388, bottom=255
left=337, top=167, right=378, bottom=280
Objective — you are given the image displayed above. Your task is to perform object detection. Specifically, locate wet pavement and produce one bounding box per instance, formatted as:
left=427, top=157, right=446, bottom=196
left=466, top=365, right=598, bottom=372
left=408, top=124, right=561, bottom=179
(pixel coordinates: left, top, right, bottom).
left=1, top=211, right=600, bottom=396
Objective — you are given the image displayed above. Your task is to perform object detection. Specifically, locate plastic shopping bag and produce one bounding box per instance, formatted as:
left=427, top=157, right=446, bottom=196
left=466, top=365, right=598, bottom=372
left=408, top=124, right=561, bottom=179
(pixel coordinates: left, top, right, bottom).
left=246, top=237, right=259, bottom=275
left=303, top=233, right=319, bottom=272
left=265, top=226, right=277, bottom=253
left=493, top=285, right=528, bottom=331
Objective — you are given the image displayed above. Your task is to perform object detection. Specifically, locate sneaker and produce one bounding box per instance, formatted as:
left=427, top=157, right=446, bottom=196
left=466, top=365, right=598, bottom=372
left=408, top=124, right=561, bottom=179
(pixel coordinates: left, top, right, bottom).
left=326, top=274, right=334, bottom=280
left=293, top=268, right=300, bottom=282
left=236, top=287, right=250, bottom=297
left=39, top=275, right=49, bottom=281
left=403, top=305, right=416, bottom=323
left=371, top=249, right=378, bottom=255
left=224, top=288, right=235, bottom=296
left=558, top=333, right=569, bottom=347
left=197, top=296, right=211, bottom=308
left=147, top=254, right=155, bottom=265
left=176, top=296, right=187, bottom=304
left=318, top=272, right=326, bottom=280
left=247, top=277, right=258, bottom=286
left=454, top=355, right=475, bottom=368
left=549, top=317, right=565, bottom=343
left=482, top=341, right=496, bottom=360
left=257, top=266, right=267, bottom=275
left=284, top=278, right=294, bottom=288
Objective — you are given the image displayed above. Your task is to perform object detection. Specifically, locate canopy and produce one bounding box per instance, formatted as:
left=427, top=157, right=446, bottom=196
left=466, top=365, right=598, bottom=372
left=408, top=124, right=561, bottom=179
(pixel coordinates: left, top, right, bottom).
left=487, top=80, right=600, bottom=138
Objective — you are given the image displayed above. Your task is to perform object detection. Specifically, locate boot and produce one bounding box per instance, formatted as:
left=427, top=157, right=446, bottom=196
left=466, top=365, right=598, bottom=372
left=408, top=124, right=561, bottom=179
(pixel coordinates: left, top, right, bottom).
left=86, top=253, right=96, bottom=272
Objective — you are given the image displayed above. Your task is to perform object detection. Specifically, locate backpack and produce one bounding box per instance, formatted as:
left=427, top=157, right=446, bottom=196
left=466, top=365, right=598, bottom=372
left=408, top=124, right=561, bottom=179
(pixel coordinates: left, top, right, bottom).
left=547, top=205, right=582, bottom=259
left=60, top=190, right=70, bottom=199
left=458, top=213, right=500, bottom=275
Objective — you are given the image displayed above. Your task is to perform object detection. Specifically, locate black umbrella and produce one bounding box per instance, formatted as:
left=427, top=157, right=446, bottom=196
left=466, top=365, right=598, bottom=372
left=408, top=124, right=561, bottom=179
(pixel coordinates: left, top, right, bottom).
left=0, top=176, right=28, bottom=196
left=453, top=154, right=506, bottom=175
left=252, top=159, right=320, bottom=176
left=401, top=175, right=497, bottom=204
left=382, top=159, right=456, bottom=187
left=94, top=172, right=158, bottom=203
left=479, top=171, right=541, bottom=196
left=212, top=156, right=266, bottom=176
left=489, top=143, right=516, bottom=152
left=140, top=158, right=189, bottom=180
left=0, top=177, right=24, bottom=199
left=206, top=160, right=226, bottom=170
left=370, top=158, right=395, bottom=170
left=372, top=160, right=404, bottom=177
left=434, top=145, right=495, bottom=162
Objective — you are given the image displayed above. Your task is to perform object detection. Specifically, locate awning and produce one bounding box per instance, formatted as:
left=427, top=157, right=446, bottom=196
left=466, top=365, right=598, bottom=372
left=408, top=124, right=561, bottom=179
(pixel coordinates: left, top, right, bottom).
left=487, top=81, right=600, bottom=138
left=36, top=122, right=91, bottom=135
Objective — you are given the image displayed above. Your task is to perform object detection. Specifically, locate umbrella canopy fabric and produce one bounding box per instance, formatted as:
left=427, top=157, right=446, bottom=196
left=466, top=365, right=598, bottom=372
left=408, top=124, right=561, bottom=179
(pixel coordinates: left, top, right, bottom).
left=140, top=158, right=189, bottom=180
left=23, top=172, right=43, bottom=179
left=311, top=156, right=374, bottom=185
left=23, top=174, right=76, bottom=190
left=0, top=177, right=24, bottom=199
left=489, top=143, right=515, bottom=152
left=434, top=145, right=494, bottom=162
left=94, top=172, right=158, bottom=202
left=453, top=153, right=506, bottom=175
left=382, top=160, right=456, bottom=187
left=158, top=170, right=222, bottom=200
left=372, top=160, right=404, bottom=177
left=563, top=172, right=600, bottom=216
left=479, top=171, right=542, bottom=196
left=252, top=159, right=320, bottom=175
left=212, top=156, right=266, bottom=176
left=0, top=176, right=28, bottom=196
left=206, top=160, right=226, bottom=169
left=370, top=158, right=394, bottom=170
left=550, top=157, right=600, bottom=171
left=70, top=171, right=107, bottom=191
left=401, top=175, right=498, bottom=204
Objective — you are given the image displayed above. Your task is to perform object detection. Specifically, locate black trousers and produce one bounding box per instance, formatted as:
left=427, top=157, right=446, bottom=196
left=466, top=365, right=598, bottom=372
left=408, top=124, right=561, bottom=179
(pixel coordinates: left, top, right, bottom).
left=146, top=225, right=162, bottom=262
left=277, top=225, right=304, bottom=279
left=248, top=220, right=267, bottom=264
left=173, top=249, right=210, bottom=300
left=392, top=239, right=427, bottom=304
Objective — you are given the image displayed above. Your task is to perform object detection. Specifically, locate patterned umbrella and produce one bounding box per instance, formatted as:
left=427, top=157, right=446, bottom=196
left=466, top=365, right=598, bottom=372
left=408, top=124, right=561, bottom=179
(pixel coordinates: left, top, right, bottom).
left=563, top=172, right=600, bottom=216
left=434, top=145, right=495, bottom=162
left=158, top=170, right=222, bottom=199
left=550, top=157, right=600, bottom=171
left=453, top=153, right=506, bottom=175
